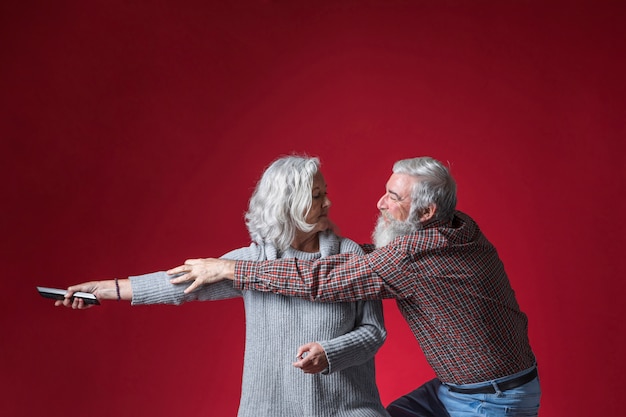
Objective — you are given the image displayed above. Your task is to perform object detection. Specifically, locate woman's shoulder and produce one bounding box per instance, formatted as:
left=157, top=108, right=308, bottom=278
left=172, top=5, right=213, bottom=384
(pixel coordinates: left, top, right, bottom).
left=339, top=237, right=365, bottom=255
left=320, top=230, right=365, bottom=255
left=220, top=242, right=268, bottom=261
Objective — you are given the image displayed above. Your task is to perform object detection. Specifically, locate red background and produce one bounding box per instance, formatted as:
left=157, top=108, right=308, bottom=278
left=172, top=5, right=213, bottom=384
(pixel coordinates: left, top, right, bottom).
left=1, top=1, right=624, bottom=416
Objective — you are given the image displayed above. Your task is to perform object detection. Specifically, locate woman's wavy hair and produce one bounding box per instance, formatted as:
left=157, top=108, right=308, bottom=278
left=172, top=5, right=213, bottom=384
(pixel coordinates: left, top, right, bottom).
left=245, top=155, right=321, bottom=251
left=393, top=157, right=457, bottom=223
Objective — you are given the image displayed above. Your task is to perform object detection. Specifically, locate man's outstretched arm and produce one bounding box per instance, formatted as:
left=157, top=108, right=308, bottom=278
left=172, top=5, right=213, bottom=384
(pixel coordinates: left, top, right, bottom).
left=169, top=249, right=408, bottom=302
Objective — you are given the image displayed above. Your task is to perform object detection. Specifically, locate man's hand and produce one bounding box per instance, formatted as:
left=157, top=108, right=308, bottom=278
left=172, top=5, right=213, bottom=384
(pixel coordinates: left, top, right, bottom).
left=167, top=258, right=235, bottom=294
left=292, top=342, right=329, bottom=374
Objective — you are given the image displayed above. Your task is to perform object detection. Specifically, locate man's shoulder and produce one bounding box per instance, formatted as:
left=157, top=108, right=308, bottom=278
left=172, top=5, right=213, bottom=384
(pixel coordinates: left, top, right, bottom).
left=394, top=212, right=480, bottom=250
left=453, top=210, right=476, bottom=225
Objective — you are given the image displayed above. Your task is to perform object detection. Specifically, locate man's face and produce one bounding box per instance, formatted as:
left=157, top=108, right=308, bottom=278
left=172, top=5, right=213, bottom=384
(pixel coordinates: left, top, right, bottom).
left=376, top=173, right=416, bottom=221
left=372, top=173, right=420, bottom=248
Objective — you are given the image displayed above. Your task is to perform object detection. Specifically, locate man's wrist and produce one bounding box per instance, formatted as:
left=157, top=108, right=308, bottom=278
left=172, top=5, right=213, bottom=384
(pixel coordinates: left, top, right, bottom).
left=232, top=260, right=247, bottom=287
left=225, top=259, right=236, bottom=280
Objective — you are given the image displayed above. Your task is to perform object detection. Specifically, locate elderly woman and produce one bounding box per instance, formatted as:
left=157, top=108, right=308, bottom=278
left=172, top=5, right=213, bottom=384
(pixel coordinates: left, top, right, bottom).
left=58, top=155, right=389, bottom=417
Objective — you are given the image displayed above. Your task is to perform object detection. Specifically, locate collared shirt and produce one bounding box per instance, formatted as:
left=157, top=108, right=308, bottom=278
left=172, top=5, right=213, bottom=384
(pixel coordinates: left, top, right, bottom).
left=234, top=211, right=536, bottom=384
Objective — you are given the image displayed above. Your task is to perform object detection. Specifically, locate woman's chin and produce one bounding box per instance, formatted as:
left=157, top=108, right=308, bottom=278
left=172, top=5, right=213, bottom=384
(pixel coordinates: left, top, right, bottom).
left=316, top=219, right=331, bottom=231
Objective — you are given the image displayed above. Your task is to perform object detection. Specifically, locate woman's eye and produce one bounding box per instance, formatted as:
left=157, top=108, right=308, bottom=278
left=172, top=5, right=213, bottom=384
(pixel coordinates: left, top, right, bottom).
left=313, top=190, right=327, bottom=200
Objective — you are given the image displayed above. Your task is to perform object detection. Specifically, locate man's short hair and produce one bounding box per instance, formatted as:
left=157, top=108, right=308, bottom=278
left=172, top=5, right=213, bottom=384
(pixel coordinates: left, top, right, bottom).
left=393, top=157, right=457, bottom=222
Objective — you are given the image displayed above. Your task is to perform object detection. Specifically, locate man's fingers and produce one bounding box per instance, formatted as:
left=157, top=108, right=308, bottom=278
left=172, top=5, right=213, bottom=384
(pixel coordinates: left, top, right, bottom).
left=167, top=265, right=187, bottom=275
left=167, top=258, right=203, bottom=275
left=184, top=280, right=201, bottom=294
left=170, top=273, right=190, bottom=284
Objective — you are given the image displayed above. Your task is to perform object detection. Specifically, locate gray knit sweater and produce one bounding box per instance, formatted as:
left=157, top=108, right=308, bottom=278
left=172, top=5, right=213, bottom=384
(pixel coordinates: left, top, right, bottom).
left=130, top=231, right=389, bottom=416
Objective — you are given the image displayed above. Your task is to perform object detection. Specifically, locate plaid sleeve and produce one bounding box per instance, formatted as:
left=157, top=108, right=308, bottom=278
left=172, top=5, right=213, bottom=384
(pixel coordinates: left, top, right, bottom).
left=234, top=245, right=414, bottom=302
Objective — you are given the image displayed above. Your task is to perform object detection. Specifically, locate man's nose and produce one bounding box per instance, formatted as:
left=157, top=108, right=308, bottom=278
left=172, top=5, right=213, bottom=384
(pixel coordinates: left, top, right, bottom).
left=377, top=194, right=387, bottom=211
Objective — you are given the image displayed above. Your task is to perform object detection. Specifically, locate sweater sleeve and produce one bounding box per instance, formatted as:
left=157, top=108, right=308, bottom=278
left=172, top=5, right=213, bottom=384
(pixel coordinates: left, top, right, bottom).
left=130, top=245, right=263, bottom=305
left=318, top=299, right=386, bottom=374
left=316, top=237, right=387, bottom=374
left=130, top=271, right=241, bottom=305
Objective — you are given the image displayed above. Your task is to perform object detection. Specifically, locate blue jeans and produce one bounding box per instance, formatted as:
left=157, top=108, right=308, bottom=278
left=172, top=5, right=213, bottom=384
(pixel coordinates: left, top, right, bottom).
left=438, top=367, right=541, bottom=417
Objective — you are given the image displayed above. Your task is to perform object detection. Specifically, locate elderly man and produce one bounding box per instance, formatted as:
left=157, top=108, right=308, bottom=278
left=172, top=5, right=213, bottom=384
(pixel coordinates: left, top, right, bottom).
left=170, top=156, right=541, bottom=417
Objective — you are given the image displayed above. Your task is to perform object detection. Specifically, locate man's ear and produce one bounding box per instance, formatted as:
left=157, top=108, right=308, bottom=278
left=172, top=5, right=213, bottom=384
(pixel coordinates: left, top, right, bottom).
left=418, top=204, right=437, bottom=222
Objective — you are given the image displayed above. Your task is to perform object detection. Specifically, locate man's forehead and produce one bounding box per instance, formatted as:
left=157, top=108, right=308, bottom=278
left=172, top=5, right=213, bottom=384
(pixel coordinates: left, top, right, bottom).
left=387, top=173, right=416, bottom=194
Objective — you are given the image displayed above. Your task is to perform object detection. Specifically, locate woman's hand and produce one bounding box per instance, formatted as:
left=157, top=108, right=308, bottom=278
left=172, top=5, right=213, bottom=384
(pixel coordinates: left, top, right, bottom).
left=292, top=342, right=329, bottom=374
left=54, top=281, right=109, bottom=309
left=167, top=258, right=235, bottom=293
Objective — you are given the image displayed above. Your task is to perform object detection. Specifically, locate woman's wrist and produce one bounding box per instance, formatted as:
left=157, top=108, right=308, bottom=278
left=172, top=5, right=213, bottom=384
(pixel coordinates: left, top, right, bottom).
left=118, top=278, right=132, bottom=301
left=99, top=279, right=132, bottom=301
left=98, top=280, right=119, bottom=301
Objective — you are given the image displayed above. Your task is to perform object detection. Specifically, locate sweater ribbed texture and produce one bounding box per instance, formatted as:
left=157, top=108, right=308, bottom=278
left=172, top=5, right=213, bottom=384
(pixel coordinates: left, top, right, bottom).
left=130, top=231, right=389, bottom=416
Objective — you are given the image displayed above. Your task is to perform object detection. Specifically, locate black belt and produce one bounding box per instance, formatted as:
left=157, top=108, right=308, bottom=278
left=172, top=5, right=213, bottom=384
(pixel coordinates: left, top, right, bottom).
left=446, top=368, right=538, bottom=395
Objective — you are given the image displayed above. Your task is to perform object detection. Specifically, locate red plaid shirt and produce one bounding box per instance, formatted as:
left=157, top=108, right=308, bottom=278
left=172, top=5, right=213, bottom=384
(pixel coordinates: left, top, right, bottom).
left=235, top=211, right=536, bottom=384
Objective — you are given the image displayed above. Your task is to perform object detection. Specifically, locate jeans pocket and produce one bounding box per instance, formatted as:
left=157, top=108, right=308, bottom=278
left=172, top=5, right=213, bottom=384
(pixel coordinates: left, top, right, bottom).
left=479, top=394, right=540, bottom=417
left=504, top=406, right=539, bottom=416
left=481, top=401, right=539, bottom=417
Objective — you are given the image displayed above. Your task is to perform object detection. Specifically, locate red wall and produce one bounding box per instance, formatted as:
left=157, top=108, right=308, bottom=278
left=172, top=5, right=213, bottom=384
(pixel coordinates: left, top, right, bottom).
left=1, top=1, right=624, bottom=416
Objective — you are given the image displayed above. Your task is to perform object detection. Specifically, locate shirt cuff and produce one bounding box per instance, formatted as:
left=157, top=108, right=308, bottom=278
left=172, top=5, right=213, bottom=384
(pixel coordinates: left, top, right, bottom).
left=234, top=260, right=257, bottom=290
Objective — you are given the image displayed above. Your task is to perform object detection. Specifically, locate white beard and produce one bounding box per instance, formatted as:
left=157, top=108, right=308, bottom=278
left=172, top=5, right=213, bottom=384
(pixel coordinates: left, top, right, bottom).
left=372, top=214, right=421, bottom=248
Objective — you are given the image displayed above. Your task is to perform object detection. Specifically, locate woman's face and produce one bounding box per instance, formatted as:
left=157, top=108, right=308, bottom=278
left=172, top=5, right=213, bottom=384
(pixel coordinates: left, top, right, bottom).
left=305, top=171, right=331, bottom=232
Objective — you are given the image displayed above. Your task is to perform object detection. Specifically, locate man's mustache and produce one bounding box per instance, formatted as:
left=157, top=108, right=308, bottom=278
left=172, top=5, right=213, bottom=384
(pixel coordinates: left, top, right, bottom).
left=379, top=212, right=394, bottom=222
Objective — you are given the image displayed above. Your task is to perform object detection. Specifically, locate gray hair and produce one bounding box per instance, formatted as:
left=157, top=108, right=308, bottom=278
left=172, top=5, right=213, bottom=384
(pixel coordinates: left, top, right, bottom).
left=393, top=157, right=457, bottom=222
left=245, top=155, right=320, bottom=251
